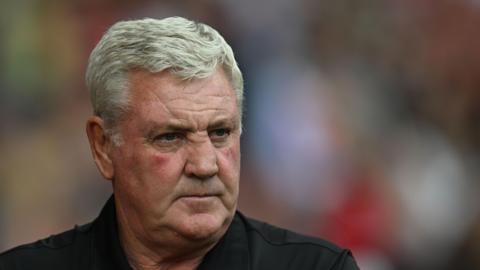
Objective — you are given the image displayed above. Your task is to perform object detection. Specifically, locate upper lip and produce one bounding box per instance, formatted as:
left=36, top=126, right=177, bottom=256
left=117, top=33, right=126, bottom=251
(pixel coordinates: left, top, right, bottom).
left=179, top=192, right=220, bottom=198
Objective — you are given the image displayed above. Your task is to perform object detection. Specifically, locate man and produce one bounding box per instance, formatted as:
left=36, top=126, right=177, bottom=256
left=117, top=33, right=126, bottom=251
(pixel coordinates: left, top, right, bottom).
left=0, top=17, right=359, bottom=269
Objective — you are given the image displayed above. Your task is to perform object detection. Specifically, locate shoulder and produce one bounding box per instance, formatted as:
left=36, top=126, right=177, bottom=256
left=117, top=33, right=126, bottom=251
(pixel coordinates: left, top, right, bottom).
left=0, top=223, right=93, bottom=270
left=237, top=213, right=359, bottom=269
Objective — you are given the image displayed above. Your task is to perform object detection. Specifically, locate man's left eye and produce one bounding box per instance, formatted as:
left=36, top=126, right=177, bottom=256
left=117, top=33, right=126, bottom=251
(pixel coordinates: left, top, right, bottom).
left=209, top=128, right=230, bottom=139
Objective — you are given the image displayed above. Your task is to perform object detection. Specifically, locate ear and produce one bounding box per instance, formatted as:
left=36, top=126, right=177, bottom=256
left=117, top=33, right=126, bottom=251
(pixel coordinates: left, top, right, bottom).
left=86, top=116, right=115, bottom=180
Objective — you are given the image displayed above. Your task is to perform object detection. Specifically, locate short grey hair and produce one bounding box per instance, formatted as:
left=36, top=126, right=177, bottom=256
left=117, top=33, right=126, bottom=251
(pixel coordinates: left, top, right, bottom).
left=85, top=16, right=243, bottom=144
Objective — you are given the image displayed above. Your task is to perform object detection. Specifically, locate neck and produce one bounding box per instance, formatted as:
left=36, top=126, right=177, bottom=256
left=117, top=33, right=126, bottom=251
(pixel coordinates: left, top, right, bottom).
left=115, top=208, right=218, bottom=270
left=122, top=236, right=215, bottom=270
left=126, top=252, right=204, bottom=270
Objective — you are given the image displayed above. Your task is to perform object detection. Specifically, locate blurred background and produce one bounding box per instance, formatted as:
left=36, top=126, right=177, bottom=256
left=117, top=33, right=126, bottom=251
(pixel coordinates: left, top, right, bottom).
left=1, top=0, right=480, bottom=269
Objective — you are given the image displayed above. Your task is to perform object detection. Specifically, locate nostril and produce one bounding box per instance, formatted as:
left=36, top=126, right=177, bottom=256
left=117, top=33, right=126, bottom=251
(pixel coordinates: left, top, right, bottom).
left=184, top=160, right=219, bottom=180
left=184, top=141, right=219, bottom=179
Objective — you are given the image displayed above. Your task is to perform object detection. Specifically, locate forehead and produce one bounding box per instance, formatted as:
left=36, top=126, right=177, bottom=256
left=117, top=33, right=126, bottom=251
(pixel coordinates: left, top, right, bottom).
left=125, top=69, right=239, bottom=125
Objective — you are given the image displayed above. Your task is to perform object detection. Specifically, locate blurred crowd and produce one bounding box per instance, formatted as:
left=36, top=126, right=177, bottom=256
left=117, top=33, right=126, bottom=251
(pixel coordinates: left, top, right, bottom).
left=1, top=0, right=480, bottom=269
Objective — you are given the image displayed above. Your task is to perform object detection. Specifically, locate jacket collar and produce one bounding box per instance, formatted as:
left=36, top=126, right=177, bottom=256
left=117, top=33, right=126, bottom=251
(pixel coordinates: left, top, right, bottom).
left=90, top=195, right=250, bottom=270
left=198, top=212, right=251, bottom=270
left=92, top=195, right=132, bottom=270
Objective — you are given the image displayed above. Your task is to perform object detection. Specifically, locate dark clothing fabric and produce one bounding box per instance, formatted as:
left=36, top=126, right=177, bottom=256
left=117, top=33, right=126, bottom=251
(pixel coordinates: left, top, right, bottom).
left=0, top=196, right=359, bottom=269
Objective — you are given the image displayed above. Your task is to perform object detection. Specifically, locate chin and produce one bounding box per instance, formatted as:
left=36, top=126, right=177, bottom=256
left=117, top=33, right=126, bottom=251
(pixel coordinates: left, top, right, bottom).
left=174, top=211, right=231, bottom=241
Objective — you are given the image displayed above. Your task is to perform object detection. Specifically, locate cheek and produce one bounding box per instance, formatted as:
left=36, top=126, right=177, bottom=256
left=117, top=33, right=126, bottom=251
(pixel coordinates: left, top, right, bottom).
left=218, top=142, right=241, bottom=179
left=151, top=153, right=170, bottom=170
left=218, top=143, right=241, bottom=208
left=116, top=148, right=182, bottom=192
left=147, top=152, right=185, bottom=185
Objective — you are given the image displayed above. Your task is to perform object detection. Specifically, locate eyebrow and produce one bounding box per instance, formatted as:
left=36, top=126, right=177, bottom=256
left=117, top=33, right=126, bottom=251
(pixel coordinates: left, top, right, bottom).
left=208, top=117, right=239, bottom=130
left=145, top=120, right=193, bottom=134
left=144, top=116, right=239, bottom=134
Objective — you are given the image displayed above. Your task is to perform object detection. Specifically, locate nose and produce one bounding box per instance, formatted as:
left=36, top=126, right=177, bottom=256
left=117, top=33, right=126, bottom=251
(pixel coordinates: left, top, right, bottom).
left=184, top=139, right=219, bottom=180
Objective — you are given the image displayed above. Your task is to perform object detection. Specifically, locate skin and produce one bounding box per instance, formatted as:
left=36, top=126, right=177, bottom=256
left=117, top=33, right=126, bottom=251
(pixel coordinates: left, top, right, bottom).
left=86, top=69, right=241, bottom=270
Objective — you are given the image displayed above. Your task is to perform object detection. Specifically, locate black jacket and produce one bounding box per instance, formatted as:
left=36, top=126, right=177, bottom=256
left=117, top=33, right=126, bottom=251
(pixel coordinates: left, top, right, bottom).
left=0, top=196, right=359, bottom=269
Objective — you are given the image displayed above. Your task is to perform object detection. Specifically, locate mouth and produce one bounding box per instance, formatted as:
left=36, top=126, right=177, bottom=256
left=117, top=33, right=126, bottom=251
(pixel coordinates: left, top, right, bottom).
left=177, top=195, right=220, bottom=208
left=179, top=193, right=220, bottom=199
left=176, top=191, right=222, bottom=202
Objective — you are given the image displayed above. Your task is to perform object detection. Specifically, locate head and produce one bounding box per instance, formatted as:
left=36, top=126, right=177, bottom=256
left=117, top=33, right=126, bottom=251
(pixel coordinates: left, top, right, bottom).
left=86, top=16, right=243, bottom=145
left=85, top=17, right=243, bottom=253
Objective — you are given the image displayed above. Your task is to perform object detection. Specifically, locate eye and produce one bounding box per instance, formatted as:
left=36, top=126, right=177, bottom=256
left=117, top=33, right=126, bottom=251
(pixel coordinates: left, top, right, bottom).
left=209, top=128, right=230, bottom=140
left=159, top=133, right=180, bottom=141
left=146, top=130, right=185, bottom=152
left=153, top=132, right=184, bottom=144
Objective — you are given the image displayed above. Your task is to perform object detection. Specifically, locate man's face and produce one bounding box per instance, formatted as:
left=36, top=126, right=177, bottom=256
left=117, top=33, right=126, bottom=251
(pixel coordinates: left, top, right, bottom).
left=110, top=69, right=241, bottom=244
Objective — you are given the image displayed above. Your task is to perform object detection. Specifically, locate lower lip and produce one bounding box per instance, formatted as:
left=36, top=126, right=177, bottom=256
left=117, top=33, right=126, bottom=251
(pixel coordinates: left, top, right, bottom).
left=179, top=196, right=217, bottom=202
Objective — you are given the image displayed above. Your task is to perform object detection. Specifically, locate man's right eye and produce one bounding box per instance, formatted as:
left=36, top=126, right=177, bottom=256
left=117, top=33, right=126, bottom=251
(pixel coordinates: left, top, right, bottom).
left=147, top=132, right=184, bottom=152
left=156, top=133, right=182, bottom=142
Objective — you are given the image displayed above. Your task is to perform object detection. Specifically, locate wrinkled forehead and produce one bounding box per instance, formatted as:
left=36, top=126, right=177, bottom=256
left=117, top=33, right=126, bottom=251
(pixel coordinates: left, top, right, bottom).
left=124, top=69, right=239, bottom=124
left=128, top=69, right=236, bottom=100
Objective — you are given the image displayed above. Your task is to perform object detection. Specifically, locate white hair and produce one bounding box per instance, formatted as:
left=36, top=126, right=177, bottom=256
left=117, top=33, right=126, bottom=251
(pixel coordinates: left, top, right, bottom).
left=85, top=16, right=243, bottom=144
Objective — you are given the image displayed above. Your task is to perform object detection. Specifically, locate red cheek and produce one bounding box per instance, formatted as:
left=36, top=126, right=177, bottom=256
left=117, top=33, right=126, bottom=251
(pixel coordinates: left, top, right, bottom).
left=149, top=152, right=185, bottom=179
left=151, top=153, right=169, bottom=167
